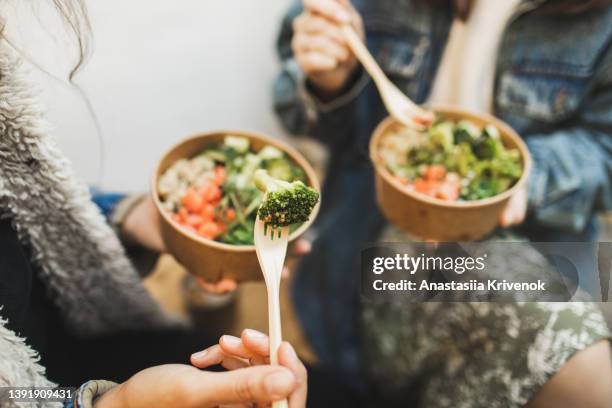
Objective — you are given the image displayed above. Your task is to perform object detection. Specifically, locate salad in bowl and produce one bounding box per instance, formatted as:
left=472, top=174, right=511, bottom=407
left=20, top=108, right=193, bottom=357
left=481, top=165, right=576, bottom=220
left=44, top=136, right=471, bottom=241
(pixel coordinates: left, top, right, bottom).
left=153, top=131, right=320, bottom=281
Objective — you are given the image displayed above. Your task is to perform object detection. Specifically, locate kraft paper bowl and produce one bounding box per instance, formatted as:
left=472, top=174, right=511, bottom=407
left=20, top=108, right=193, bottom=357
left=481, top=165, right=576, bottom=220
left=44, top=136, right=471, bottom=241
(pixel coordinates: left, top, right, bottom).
left=152, top=130, right=320, bottom=282
left=370, top=106, right=532, bottom=241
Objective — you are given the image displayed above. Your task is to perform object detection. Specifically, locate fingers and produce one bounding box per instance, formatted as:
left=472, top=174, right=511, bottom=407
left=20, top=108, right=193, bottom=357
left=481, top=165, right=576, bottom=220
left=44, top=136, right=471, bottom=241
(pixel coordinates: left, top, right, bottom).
left=196, top=277, right=237, bottom=294
left=278, top=342, right=308, bottom=408
left=301, top=0, right=364, bottom=38
left=193, top=330, right=272, bottom=371
left=191, top=334, right=306, bottom=406
left=221, top=334, right=268, bottom=365
left=296, top=51, right=339, bottom=74
left=235, top=332, right=307, bottom=408
left=293, top=32, right=350, bottom=62
left=293, top=14, right=345, bottom=44
left=303, top=0, right=351, bottom=24
left=194, top=366, right=296, bottom=406
left=499, top=187, right=528, bottom=227
left=293, top=1, right=363, bottom=92
left=218, top=330, right=270, bottom=365
left=294, top=1, right=363, bottom=46
left=241, top=329, right=270, bottom=357
left=500, top=206, right=526, bottom=226
left=292, top=3, right=354, bottom=76
left=190, top=344, right=248, bottom=371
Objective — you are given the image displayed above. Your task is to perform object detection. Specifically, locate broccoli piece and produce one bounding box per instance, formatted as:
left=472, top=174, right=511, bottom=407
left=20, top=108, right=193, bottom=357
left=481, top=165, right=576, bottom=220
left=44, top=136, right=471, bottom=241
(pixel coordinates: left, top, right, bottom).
left=254, top=169, right=319, bottom=228
left=201, top=148, right=227, bottom=163
left=473, top=127, right=505, bottom=160
left=225, top=153, right=262, bottom=191
left=429, top=121, right=454, bottom=152
left=258, top=145, right=284, bottom=160
left=453, top=120, right=480, bottom=145
left=224, top=135, right=250, bottom=153
left=265, top=158, right=294, bottom=181
left=264, top=158, right=307, bottom=183
left=482, top=124, right=500, bottom=139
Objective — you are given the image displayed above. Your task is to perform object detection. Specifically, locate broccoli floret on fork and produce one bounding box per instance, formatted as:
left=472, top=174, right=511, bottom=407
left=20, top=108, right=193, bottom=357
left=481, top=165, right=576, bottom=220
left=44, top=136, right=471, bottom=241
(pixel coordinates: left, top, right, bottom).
left=254, top=169, right=319, bottom=229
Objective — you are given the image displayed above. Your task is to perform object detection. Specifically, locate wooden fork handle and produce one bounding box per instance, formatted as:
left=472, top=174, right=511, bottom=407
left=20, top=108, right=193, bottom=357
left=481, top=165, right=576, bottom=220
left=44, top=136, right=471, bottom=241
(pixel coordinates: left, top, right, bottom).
left=341, top=25, right=388, bottom=87
left=341, top=25, right=429, bottom=119
left=267, top=281, right=288, bottom=408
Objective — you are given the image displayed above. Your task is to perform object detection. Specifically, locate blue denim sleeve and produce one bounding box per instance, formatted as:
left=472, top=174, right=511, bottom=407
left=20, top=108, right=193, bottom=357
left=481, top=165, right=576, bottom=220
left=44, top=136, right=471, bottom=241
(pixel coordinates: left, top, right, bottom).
left=526, top=129, right=611, bottom=232
left=90, top=188, right=126, bottom=220
left=525, top=58, right=612, bottom=233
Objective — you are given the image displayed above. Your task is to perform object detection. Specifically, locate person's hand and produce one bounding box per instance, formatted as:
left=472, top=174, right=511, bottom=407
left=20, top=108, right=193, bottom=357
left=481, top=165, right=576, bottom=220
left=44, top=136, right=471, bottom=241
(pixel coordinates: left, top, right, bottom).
left=195, top=276, right=237, bottom=294
left=499, top=185, right=528, bottom=227
left=191, top=329, right=308, bottom=408
left=293, top=0, right=364, bottom=97
left=121, top=195, right=237, bottom=294
left=122, top=195, right=166, bottom=253
left=95, top=334, right=303, bottom=408
left=94, top=364, right=297, bottom=408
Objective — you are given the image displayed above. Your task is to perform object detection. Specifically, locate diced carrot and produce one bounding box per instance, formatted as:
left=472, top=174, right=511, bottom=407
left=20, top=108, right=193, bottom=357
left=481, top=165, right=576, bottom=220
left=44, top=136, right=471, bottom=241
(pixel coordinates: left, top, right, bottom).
left=225, top=208, right=236, bottom=222
left=216, top=220, right=227, bottom=234
left=177, top=207, right=188, bottom=222
left=213, top=166, right=226, bottom=186
left=185, top=214, right=205, bottom=228
left=412, top=178, right=439, bottom=197
left=204, top=184, right=222, bottom=202
left=413, top=114, right=433, bottom=127
left=424, top=165, right=447, bottom=181
left=197, top=181, right=211, bottom=195
left=200, top=204, right=215, bottom=221
left=182, top=188, right=204, bottom=213
left=198, top=222, right=220, bottom=239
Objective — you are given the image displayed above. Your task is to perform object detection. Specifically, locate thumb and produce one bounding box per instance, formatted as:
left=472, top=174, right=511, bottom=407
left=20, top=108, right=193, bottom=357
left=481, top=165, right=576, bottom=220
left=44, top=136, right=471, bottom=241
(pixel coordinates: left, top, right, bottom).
left=193, top=365, right=296, bottom=406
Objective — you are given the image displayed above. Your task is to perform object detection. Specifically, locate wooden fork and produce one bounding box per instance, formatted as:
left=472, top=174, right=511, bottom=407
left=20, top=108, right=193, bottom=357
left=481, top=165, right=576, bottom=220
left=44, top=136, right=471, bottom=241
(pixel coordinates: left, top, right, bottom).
left=341, top=25, right=434, bottom=129
left=254, top=217, right=290, bottom=408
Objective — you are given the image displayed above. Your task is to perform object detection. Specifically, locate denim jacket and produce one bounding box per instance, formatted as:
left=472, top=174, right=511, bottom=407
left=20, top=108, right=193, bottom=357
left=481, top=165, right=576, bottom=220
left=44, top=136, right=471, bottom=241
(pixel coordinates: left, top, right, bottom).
left=274, top=0, right=612, bottom=380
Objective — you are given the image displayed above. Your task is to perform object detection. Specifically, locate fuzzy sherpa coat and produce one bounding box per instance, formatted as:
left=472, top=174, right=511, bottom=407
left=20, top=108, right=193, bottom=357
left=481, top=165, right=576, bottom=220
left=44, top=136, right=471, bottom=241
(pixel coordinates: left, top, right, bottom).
left=0, top=42, right=181, bottom=394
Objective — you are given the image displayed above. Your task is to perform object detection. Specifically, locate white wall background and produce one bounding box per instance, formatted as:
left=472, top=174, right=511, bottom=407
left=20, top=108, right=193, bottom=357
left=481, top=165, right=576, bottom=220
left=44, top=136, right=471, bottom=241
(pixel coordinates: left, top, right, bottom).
left=3, top=0, right=293, bottom=191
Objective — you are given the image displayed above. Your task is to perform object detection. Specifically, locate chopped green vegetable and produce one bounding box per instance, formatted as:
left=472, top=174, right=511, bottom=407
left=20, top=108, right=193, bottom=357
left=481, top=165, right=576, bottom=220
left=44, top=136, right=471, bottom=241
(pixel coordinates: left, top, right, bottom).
left=380, top=118, right=523, bottom=201
left=224, top=135, right=250, bottom=153
left=258, top=145, right=284, bottom=160
left=162, top=136, right=316, bottom=245
left=254, top=169, right=320, bottom=228
left=453, top=120, right=480, bottom=145
left=264, top=158, right=306, bottom=183
left=429, top=122, right=454, bottom=152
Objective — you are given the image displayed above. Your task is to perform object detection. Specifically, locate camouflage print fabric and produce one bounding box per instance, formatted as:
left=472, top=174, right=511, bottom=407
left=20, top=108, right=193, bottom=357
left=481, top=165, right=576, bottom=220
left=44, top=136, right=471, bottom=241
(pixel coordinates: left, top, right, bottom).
left=362, top=228, right=610, bottom=407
